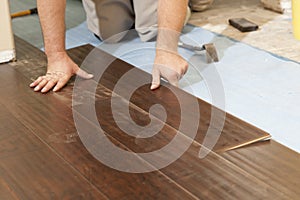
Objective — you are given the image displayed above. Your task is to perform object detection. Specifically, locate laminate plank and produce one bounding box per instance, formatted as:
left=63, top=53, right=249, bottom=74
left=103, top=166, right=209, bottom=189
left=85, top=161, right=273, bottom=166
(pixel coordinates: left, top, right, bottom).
left=220, top=140, right=300, bottom=199
left=73, top=97, right=288, bottom=199
left=2, top=43, right=271, bottom=199
left=13, top=39, right=268, bottom=154
left=66, top=45, right=270, bottom=152
left=66, top=45, right=294, bottom=198
left=0, top=176, right=19, bottom=200
left=161, top=143, right=289, bottom=200
left=8, top=102, right=197, bottom=199
left=10, top=38, right=270, bottom=153
left=12, top=37, right=271, bottom=154
left=47, top=122, right=197, bottom=200
left=7, top=37, right=297, bottom=199
left=0, top=149, right=108, bottom=200
left=0, top=104, right=43, bottom=159
left=0, top=62, right=197, bottom=199
left=0, top=88, right=107, bottom=199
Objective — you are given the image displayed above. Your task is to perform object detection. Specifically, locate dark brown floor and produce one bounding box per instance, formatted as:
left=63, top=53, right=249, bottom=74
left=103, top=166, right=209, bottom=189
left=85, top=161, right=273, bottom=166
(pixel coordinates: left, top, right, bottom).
left=0, top=37, right=299, bottom=199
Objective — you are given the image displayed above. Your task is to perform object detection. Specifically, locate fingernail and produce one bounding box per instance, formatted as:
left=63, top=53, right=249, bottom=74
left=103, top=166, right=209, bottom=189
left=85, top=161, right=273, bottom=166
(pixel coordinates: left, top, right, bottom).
left=29, top=83, right=34, bottom=87
left=41, top=88, right=46, bottom=93
left=150, top=84, right=158, bottom=90
left=34, top=86, right=39, bottom=91
left=87, top=74, right=94, bottom=79
left=53, top=87, right=57, bottom=92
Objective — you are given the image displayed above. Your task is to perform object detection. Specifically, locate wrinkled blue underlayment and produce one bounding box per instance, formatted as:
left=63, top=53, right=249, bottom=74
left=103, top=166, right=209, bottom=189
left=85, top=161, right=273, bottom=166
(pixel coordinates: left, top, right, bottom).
left=65, top=22, right=300, bottom=153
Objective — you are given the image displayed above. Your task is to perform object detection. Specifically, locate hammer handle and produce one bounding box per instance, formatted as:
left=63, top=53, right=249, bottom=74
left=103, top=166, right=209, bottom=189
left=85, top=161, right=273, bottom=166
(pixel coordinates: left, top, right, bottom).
left=11, top=8, right=38, bottom=19
left=178, top=42, right=204, bottom=52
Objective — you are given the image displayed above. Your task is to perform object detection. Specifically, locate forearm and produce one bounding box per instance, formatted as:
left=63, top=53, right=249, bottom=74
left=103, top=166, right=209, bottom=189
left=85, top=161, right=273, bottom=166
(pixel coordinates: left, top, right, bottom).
left=37, top=0, right=67, bottom=59
left=156, top=0, right=188, bottom=52
left=151, top=0, right=189, bottom=90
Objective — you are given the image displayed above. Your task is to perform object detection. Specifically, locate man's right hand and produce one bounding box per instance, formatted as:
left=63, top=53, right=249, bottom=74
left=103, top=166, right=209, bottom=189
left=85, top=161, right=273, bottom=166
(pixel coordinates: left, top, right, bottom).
left=29, top=52, right=93, bottom=93
left=151, top=49, right=188, bottom=90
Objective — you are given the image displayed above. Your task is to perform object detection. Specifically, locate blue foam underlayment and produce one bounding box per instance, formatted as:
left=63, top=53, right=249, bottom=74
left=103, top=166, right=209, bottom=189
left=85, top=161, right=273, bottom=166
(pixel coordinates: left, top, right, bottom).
left=64, top=22, right=300, bottom=153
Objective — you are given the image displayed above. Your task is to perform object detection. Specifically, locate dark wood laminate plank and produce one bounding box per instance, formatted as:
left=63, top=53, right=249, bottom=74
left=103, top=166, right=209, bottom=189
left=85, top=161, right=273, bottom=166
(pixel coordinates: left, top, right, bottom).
left=7, top=37, right=297, bottom=199
left=1, top=63, right=196, bottom=199
left=2, top=44, right=273, bottom=199
left=45, top=121, right=197, bottom=200
left=0, top=105, right=43, bottom=159
left=161, top=143, right=289, bottom=200
left=72, top=97, right=288, bottom=199
left=220, top=140, right=300, bottom=199
left=65, top=45, right=270, bottom=152
left=0, top=149, right=108, bottom=200
left=0, top=98, right=107, bottom=199
left=0, top=176, right=19, bottom=200
left=65, top=45, right=296, bottom=199
left=12, top=37, right=270, bottom=153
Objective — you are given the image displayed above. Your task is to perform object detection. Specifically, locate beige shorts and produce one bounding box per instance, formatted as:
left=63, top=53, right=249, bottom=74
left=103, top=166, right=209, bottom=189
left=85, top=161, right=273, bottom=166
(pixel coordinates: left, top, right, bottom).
left=82, top=0, right=158, bottom=42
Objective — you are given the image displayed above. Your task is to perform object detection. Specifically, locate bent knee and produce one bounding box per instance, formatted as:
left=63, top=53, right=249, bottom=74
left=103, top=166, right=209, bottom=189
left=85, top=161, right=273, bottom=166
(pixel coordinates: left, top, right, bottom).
left=98, top=29, right=130, bottom=43
left=136, top=26, right=158, bottom=42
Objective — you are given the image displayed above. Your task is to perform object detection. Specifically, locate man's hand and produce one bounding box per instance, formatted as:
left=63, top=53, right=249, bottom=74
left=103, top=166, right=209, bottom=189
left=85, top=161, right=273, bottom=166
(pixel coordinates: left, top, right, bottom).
left=32, top=0, right=94, bottom=93
left=30, top=52, right=93, bottom=93
left=151, top=49, right=188, bottom=90
left=153, top=0, right=189, bottom=90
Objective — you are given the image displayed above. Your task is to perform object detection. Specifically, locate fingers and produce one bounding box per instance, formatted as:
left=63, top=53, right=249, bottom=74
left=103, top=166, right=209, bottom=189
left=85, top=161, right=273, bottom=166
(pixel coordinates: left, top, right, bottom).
left=29, top=76, right=43, bottom=88
left=154, top=64, right=181, bottom=88
left=76, top=68, right=94, bottom=79
left=33, top=78, right=48, bottom=92
left=30, top=75, right=58, bottom=93
left=29, top=68, right=93, bottom=93
left=151, top=64, right=182, bottom=90
left=151, top=67, right=161, bottom=90
left=41, top=80, right=56, bottom=93
left=53, top=75, right=70, bottom=92
left=29, top=72, right=69, bottom=93
left=152, top=50, right=188, bottom=90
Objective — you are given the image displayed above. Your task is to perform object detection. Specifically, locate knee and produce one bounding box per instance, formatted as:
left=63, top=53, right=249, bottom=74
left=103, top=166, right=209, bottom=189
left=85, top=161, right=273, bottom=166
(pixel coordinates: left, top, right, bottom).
left=135, top=26, right=158, bottom=42
left=97, top=6, right=134, bottom=43
left=190, top=0, right=214, bottom=12
left=98, top=28, right=129, bottom=43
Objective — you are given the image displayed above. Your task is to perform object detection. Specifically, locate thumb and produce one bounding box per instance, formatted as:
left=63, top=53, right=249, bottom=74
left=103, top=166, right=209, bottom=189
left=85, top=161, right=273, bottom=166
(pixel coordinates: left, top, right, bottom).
left=151, top=67, right=161, bottom=90
left=75, top=68, right=94, bottom=79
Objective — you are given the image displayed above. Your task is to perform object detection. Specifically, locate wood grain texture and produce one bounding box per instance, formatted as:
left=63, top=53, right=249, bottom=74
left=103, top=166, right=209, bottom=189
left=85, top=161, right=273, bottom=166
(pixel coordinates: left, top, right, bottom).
left=0, top=104, right=43, bottom=159
left=0, top=176, right=19, bottom=200
left=221, top=140, right=300, bottom=199
left=0, top=65, right=196, bottom=199
left=73, top=93, right=288, bottom=199
left=12, top=37, right=271, bottom=152
left=61, top=45, right=286, bottom=198
left=2, top=41, right=197, bottom=199
left=0, top=36, right=297, bottom=199
left=67, top=44, right=271, bottom=152
left=0, top=149, right=108, bottom=200
left=0, top=76, right=107, bottom=199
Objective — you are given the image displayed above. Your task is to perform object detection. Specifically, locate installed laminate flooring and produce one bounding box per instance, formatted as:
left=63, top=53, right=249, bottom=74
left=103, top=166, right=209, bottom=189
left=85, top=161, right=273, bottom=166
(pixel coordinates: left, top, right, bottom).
left=0, top=37, right=298, bottom=199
